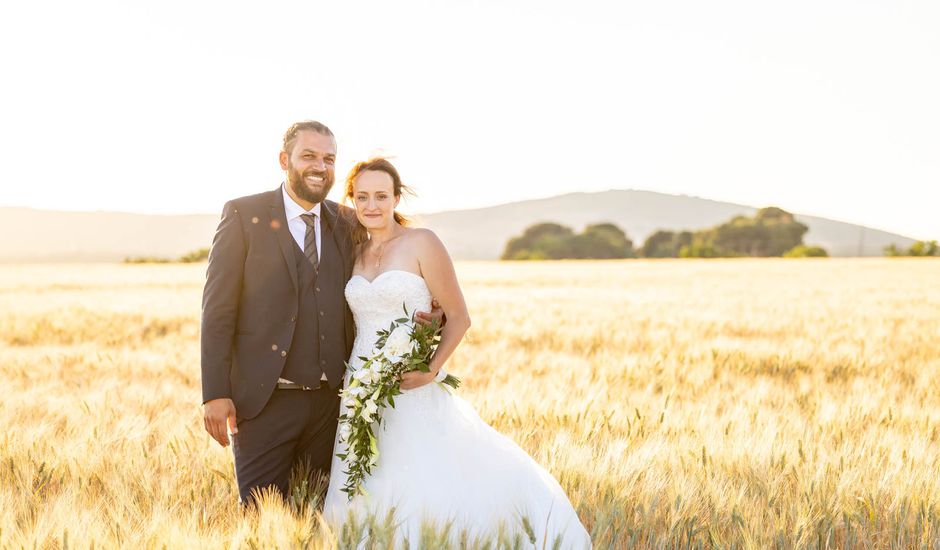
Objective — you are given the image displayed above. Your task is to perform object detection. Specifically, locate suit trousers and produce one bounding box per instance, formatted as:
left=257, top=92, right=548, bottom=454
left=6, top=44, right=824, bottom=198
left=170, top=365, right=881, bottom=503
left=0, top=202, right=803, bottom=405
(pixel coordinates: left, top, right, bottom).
left=232, top=384, right=341, bottom=505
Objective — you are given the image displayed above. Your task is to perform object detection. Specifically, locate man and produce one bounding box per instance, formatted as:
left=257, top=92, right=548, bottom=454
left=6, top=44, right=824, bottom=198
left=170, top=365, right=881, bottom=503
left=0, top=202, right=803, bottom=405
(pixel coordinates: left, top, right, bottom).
left=201, top=120, right=439, bottom=505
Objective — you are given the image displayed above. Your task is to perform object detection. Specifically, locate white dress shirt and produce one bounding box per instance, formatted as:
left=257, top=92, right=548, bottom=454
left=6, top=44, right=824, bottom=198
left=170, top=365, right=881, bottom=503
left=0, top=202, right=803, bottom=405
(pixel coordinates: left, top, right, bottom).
left=279, top=182, right=328, bottom=384
left=281, top=182, right=321, bottom=261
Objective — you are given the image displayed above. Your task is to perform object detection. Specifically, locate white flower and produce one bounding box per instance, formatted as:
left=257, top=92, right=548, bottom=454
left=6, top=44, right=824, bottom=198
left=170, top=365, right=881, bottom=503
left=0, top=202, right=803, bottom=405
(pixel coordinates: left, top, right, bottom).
left=382, top=324, right=416, bottom=363
left=343, top=395, right=361, bottom=409
left=372, top=359, right=390, bottom=373
left=347, top=386, right=366, bottom=398
left=339, top=423, right=351, bottom=441
left=363, top=397, right=378, bottom=417
left=353, top=368, right=376, bottom=384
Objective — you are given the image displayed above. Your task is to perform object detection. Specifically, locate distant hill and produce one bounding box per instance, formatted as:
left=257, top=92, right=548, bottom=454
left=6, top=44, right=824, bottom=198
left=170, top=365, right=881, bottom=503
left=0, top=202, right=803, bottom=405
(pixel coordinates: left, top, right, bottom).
left=0, top=207, right=220, bottom=263
left=0, top=191, right=918, bottom=262
left=414, top=190, right=918, bottom=259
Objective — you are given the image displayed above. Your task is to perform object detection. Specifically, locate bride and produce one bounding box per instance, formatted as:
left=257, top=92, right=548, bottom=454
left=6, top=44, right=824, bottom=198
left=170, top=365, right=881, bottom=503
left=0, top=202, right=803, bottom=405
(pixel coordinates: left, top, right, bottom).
left=322, top=158, right=592, bottom=549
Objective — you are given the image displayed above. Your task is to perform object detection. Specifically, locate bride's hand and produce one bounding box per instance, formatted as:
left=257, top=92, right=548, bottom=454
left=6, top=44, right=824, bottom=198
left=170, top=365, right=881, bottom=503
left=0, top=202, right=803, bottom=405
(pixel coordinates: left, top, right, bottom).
left=400, top=370, right=437, bottom=390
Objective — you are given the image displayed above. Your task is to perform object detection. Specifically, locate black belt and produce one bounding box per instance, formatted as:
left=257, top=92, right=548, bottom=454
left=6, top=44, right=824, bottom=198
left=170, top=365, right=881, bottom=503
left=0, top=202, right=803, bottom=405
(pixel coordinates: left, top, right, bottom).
left=276, top=381, right=325, bottom=390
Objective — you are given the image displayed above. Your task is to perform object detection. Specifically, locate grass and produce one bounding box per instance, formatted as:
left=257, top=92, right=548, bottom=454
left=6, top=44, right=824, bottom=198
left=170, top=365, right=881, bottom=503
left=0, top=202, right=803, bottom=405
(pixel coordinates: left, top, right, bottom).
left=0, top=258, right=938, bottom=548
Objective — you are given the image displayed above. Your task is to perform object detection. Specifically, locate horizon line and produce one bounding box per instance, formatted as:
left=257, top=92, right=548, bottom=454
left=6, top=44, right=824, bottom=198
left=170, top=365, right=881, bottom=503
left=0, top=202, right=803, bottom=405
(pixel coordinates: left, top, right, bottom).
left=0, top=189, right=930, bottom=242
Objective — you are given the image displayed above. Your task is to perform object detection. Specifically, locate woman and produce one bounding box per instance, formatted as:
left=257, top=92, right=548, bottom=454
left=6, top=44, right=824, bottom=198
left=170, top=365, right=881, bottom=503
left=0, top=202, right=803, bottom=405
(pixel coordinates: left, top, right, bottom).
left=322, top=158, right=591, bottom=549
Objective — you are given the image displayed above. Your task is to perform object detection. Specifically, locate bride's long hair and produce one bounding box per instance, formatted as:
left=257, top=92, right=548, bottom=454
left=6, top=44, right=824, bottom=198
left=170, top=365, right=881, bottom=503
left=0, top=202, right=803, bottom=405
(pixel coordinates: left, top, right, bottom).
left=343, top=157, right=415, bottom=251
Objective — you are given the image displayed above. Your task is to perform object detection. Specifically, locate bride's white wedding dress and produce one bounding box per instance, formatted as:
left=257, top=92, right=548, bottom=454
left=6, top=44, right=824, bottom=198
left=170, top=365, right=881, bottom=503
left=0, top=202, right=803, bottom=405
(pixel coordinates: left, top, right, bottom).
left=322, top=270, right=591, bottom=549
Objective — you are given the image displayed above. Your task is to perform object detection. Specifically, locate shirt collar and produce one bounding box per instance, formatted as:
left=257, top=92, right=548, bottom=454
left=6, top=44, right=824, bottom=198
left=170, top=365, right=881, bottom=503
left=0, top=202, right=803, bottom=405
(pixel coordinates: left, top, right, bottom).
left=282, top=182, right=321, bottom=221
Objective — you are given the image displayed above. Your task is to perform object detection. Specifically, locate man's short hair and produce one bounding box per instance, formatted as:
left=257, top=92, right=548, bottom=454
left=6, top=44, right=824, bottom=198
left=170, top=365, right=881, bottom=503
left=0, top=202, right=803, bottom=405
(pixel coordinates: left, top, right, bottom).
left=282, top=120, right=335, bottom=154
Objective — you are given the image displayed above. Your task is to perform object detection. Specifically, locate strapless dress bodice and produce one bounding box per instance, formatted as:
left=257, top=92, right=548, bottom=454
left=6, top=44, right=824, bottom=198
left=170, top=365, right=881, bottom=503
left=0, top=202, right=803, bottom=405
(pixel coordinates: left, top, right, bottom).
left=345, top=269, right=432, bottom=367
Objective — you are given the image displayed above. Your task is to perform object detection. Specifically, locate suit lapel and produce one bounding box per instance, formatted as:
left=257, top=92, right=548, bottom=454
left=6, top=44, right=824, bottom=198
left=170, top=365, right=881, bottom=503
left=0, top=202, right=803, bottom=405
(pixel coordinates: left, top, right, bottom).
left=269, top=187, right=299, bottom=293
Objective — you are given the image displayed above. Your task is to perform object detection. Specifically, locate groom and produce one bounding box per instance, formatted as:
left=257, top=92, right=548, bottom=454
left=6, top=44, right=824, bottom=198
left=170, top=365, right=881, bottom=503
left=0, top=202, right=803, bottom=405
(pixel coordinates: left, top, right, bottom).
left=200, top=120, right=438, bottom=505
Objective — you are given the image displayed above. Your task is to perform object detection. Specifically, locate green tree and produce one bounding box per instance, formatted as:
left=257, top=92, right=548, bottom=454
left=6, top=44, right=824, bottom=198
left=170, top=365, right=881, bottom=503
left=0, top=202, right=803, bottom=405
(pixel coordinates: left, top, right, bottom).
left=501, top=222, right=635, bottom=260
left=783, top=245, right=829, bottom=258
left=884, top=243, right=903, bottom=257
left=909, top=240, right=939, bottom=257
left=640, top=230, right=693, bottom=258
left=641, top=230, right=675, bottom=258
left=709, top=209, right=807, bottom=257
left=679, top=242, right=719, bottom=258
left=179, top=247, right=210, bottom=263
left=571, top=223, right=635, bottom=259
left=884, top=240, right=939, bottom=257
left=501, top=223, right=575, bottom=260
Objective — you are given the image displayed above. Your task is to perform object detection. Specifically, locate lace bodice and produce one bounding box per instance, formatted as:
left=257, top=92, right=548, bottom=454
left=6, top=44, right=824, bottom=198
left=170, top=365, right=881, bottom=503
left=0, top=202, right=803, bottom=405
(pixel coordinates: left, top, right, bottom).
left=345, top=270, right=432, bottom=368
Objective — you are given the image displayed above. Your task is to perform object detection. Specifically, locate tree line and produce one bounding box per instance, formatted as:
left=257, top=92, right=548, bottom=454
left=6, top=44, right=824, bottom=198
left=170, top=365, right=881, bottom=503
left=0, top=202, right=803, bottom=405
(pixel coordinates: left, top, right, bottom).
left=502, top=207, right=829, bottom=259
left=124, top=247, right=210, bottom=264
left=884, top=241, right=939, bottom=257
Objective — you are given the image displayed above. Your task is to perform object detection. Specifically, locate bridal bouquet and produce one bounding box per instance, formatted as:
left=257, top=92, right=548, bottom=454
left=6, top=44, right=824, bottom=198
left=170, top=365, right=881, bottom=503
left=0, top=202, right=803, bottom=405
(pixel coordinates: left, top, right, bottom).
left=336, top=304, right=461, bottom=500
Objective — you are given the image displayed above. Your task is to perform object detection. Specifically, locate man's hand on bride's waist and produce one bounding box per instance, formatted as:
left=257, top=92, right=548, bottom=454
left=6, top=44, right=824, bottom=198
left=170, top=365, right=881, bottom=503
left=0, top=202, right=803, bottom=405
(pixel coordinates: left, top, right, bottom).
left=413, top=298, right=446, bottom=329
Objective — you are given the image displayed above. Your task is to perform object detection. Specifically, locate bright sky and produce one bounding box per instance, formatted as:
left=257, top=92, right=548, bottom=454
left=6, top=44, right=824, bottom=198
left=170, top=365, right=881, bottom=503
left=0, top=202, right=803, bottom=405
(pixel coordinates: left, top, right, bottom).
left=1, top=0, right=938, bottom=240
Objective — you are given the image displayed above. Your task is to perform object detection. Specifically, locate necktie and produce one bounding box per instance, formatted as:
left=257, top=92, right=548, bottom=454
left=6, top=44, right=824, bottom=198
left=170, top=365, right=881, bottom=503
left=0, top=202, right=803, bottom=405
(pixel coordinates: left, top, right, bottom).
left=300, top=213, right=319, bottom=271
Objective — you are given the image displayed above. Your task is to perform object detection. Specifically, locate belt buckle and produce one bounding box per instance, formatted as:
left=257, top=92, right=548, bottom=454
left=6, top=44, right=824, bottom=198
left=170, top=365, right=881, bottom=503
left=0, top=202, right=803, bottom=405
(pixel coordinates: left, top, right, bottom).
left=276, top=380, right=323, bottom=391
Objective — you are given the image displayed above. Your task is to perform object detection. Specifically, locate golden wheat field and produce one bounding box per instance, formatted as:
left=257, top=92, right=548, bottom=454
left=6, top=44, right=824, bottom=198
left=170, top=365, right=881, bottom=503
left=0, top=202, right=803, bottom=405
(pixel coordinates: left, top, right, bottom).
left=1, top=258, right=939, bottom=549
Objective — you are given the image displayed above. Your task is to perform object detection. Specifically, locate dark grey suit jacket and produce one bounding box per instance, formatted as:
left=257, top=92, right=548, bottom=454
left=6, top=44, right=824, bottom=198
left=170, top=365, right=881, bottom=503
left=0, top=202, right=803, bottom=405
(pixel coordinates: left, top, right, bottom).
left=200, top=187, right=356, bottom=420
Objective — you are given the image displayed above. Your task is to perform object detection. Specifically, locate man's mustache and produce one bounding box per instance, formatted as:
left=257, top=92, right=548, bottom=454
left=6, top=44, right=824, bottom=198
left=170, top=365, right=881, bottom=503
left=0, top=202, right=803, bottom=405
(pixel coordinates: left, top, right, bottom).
left=302, top=169, right=331, bottom=180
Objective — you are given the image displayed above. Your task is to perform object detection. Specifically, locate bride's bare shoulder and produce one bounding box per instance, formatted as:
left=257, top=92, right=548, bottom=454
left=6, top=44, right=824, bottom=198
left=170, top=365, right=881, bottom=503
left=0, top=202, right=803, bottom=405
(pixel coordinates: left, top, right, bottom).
left=403, top=227, right=449, bottom=257
left=405, top=227, right=442, bottom=244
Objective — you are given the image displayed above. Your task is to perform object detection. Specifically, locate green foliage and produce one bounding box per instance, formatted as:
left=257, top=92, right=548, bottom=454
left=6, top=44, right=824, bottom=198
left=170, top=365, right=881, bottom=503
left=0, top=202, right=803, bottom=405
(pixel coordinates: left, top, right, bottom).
left=501, top=223, right=575, bottom=260
left=641, top=230, right=692, bottom=258
left=570, top=223, right=636, bottom=259
left=123, top=247, right=210, bottom=264
left=505, top=206, right=830, bottom=260
left=885, top=240, right=939, bottom=257
left=123, top=256, right=172, bottom=264
left=659, top=206, right=812, bottom=258
left=502, top=222, right=635, bottom=260
left=784, top=245, right=829, bottom=258
left=884, top=244, right=903, bottom=257
left=678, top=244, right=717, bottom=258
left=708, top=208, right=808, bottom=257
left=179, top=247, right=209, bottom=263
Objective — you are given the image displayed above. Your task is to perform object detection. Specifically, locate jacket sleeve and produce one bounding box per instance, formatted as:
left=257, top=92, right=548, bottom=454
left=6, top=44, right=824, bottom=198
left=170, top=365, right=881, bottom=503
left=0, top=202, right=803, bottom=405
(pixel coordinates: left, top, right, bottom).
left=200, top=200, right=246, bottom=404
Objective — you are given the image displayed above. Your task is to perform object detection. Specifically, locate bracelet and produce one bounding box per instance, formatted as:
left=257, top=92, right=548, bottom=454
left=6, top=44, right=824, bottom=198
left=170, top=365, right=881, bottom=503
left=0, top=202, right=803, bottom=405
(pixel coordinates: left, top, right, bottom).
left=433, top=368, right=447, bottom=382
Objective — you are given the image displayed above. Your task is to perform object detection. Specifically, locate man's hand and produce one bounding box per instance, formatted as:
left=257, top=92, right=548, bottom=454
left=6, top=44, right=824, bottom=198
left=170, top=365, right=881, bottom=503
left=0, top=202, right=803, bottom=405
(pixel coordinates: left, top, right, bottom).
left=400, top=370, right=437, bottom=390
left=204, top=398, right=238, bottom=447
left=414, top=298, right=445, bottom=328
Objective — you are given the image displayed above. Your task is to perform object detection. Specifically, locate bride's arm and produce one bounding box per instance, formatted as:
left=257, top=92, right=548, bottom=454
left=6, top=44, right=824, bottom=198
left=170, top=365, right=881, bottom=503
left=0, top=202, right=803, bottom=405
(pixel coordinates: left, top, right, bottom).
left=399, top=229, right=471, bottom=390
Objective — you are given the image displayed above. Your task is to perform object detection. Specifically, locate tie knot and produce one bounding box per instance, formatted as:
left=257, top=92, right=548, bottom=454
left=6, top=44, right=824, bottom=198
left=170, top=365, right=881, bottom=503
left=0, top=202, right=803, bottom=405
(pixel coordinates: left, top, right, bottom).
left=301, top=212, right=317, bottom=227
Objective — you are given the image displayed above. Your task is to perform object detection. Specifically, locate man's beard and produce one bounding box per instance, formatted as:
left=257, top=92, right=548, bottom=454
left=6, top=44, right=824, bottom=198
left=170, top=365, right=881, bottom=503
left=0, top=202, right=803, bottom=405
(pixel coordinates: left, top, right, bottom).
left=287, top=162, right=334, bottom=204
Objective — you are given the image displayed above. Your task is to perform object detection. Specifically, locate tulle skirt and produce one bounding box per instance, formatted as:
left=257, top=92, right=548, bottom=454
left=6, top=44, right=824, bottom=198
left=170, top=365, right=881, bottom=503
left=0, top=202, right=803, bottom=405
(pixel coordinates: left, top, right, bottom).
left=322, top=380, right=592, bottom=549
